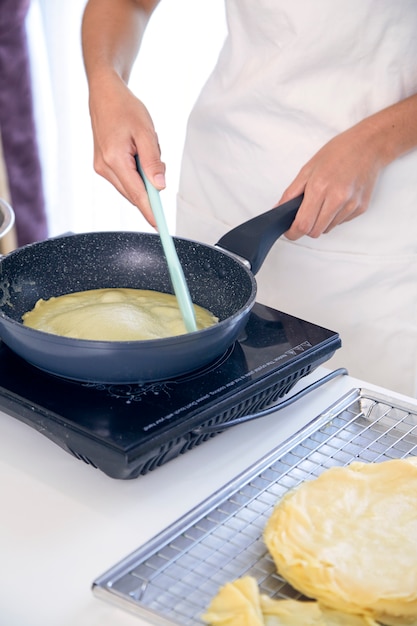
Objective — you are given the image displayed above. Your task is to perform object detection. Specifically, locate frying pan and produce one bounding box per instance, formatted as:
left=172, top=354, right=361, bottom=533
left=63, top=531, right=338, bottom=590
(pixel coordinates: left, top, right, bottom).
left=0, top=195, right=302, bottom=383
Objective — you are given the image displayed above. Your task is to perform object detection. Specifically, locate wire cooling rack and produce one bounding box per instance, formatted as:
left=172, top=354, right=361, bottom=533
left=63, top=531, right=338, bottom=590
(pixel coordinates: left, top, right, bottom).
left=93, top=388, right=417, bottom=625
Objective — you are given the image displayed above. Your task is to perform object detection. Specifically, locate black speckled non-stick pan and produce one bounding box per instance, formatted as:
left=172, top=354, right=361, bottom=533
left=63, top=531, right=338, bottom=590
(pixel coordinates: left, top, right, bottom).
left=0, top=196, right=302, bottom=383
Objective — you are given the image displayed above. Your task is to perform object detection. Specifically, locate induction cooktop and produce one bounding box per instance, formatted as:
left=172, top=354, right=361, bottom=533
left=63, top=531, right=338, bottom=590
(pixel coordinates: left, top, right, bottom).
left=0, top=303, right=341, bottom=479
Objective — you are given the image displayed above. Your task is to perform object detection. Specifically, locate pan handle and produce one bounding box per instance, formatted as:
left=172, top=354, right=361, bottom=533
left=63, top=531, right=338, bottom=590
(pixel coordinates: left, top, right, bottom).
left=216, top=194, right=303, bottom=274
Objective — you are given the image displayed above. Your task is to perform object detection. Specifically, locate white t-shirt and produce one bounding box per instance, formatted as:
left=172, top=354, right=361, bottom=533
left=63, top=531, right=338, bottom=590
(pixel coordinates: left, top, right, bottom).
left=176, top=0, right=417, bottom=395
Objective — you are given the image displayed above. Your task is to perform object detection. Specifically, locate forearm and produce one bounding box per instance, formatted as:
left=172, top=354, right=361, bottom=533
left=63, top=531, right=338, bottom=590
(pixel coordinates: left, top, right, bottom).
left=355, top=93, right=417, bottom=167
left=80, top=0, right=165, bottom=224
left=81, top=0, right=160, bottom=86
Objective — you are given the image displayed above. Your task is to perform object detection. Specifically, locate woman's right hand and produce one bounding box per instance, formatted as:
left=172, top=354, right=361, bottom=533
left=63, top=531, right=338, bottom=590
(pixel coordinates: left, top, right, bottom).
left=88, top=70, right=165, bottom=226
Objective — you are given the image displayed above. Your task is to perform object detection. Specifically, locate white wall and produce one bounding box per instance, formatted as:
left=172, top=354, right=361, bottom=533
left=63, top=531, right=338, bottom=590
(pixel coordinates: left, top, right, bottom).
left=28, top=0, right=226, bottom=237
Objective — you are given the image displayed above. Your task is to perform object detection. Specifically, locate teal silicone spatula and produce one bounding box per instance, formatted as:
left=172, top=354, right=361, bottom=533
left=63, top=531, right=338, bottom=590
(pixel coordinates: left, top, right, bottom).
left=135, top=156, right=198, bottom=333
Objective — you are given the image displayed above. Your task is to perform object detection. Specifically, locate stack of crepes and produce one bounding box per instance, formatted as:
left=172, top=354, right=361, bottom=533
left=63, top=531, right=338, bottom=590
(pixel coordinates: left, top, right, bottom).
left=202, top=457, right=417, bottom=626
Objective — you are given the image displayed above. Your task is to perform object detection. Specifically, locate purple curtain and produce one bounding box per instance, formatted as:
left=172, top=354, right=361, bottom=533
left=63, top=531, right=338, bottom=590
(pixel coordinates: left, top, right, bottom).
left=0, top=0, right=48, bottom=245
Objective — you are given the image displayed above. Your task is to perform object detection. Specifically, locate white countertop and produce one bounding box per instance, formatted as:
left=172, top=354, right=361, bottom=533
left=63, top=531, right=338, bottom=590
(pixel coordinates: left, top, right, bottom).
left=0, top=366, right=415, bottom=626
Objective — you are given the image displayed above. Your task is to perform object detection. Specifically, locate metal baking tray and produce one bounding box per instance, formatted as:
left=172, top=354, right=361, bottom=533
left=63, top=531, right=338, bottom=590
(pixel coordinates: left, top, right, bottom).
left=93, top=388, right=417, bottom=625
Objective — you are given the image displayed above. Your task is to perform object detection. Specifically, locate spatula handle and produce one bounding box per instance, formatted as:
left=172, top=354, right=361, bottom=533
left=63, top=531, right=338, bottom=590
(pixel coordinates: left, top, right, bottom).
left=135, top=156, right=198, bottom=333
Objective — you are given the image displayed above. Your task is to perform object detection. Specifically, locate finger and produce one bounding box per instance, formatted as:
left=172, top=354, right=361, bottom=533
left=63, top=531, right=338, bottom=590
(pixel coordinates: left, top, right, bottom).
left=323, top=202, right=366, bottom=233
left=133, top=130, right=166, bottom=190
left=97, top=154, right=157, bottom=226
left=284, top=194, right=325, bottom=240
left=277, top=178, right=306, bottom=207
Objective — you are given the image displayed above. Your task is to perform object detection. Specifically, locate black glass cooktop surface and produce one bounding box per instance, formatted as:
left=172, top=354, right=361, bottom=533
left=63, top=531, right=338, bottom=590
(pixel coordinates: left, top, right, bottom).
left=0, top=303, right=341, bottom=479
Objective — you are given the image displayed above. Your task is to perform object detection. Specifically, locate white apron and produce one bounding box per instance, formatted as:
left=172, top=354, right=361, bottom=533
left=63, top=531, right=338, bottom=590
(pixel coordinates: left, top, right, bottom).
left=176, top=0, right=417, bottom=396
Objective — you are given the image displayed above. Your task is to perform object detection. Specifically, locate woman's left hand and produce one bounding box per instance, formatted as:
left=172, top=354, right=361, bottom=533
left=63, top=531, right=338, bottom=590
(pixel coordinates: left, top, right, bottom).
left=279, top=123, right=384, bottom=240
left=280, top=93, right=417, bottom=240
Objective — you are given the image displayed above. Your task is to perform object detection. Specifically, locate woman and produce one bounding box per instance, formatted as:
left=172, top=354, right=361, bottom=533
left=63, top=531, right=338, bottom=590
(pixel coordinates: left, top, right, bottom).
left=81, top=0, right=417, bottom=395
